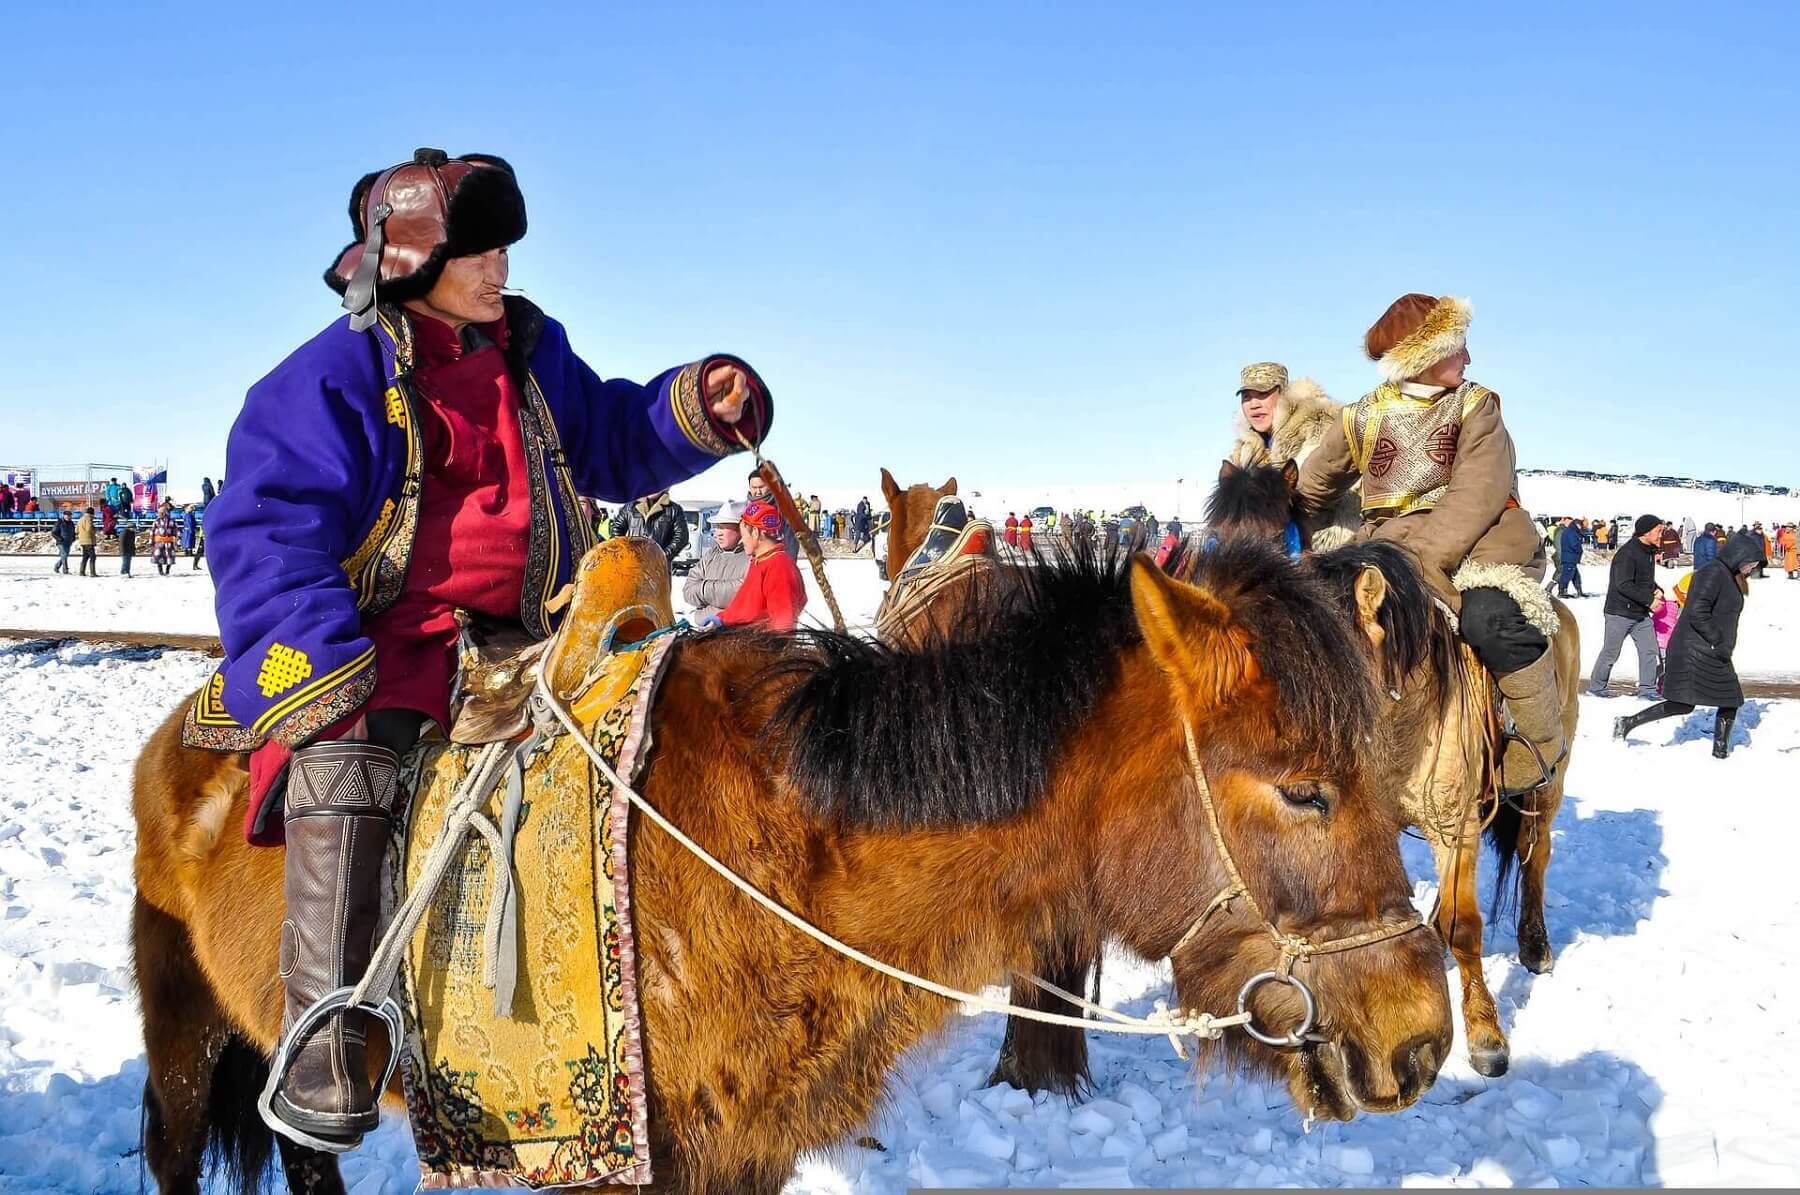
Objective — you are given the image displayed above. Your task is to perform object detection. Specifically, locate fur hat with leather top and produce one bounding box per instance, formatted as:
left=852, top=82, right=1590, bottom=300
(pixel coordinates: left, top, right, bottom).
left=1365, top=294, right=1473, bottom=383
left=325, top=148, right=527, bottom=330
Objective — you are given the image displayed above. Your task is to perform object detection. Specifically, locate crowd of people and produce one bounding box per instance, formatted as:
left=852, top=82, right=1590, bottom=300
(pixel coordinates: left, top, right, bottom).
left=36, top=482, right=212, bottom=579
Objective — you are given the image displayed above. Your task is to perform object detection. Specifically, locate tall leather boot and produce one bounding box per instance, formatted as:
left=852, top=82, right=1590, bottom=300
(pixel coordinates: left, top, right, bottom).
left=1497, top=649, right=1566, bottom=797
left=1713, top=708, right=1737, bottom=759
left=268, top=739, right=400, bottom=1148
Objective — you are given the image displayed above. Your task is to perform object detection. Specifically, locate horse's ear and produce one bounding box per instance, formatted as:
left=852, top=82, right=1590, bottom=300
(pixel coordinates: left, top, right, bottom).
left=1129, top=556, right=1259, bottom=716
left=879, top=467, right=900, bottom=503
left=942, top=476, right=958, bottom=495
left=1353, top=564, right=1388, bottom=652
left=1219, top=459, right=1239, bottom=481
left=1280, top=458, right=1299, bottom=490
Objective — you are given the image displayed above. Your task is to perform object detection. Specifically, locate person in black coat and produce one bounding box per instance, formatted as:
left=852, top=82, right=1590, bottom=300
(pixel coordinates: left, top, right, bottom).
left=609, top=491, right=690, bottom=561
left=1614, top=531, right=1765, bottom=758
left=1588, top=515, right=1663, bottom=697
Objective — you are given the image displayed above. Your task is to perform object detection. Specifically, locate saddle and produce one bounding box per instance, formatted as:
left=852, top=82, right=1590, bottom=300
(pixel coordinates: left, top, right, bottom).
left=875, top=496, right=997, bottom=640
left=447, top=537, right=675, bottom=744
left=891, top=495, right=994, bottom=587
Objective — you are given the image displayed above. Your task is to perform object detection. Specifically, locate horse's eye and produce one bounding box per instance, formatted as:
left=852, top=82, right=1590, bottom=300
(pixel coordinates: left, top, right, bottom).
left=1279, top=784, right=1330, bottom=816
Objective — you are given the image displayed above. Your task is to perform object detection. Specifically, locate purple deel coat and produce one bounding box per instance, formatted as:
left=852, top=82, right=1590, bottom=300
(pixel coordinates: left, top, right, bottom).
left=183, top=298, right=769, bottom=751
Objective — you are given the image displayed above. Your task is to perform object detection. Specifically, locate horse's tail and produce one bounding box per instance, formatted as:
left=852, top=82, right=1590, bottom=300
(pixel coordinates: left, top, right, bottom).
left=1485, top=794, right=1524, bottom=922
left=201, top=1037, right=278, bottom=1194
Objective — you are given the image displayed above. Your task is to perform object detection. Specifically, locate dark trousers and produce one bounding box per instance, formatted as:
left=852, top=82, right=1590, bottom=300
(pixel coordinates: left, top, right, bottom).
left=1556, top=561, right=1583, bottom=597
left=78, top=546, right=97, bottom=576
left=1622, top=700, right=1738, bottom=737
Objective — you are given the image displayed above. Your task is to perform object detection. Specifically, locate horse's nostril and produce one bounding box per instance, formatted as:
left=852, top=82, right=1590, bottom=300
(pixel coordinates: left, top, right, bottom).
left=1391, top=1033, right=1442, bottom=1103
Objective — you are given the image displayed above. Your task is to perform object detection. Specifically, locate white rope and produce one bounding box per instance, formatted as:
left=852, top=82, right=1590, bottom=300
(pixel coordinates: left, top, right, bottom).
left=349, top=738, right=517, bottom=1013
left=532, top=664, right=1251, bottom=1053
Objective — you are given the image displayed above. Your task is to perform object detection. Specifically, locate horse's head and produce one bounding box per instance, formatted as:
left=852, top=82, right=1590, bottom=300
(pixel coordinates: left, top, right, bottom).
left=1120, top=544, right=1451, bottom=1119
left=879, top=466, right=956, bottom=580
left=1304, top=540, right=1468, bottom=801
left=1207, top=459, right=1301, bottom=548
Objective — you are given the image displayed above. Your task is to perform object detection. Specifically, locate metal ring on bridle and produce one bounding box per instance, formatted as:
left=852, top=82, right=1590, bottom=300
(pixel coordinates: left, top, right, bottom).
left=1235, top=970, right=1316, bottom=1048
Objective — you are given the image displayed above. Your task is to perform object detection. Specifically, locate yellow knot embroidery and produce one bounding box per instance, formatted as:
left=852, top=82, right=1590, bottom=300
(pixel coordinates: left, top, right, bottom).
left=385, top=387, right=408, bottom=428
left=257, top=643, right=314, bottom=698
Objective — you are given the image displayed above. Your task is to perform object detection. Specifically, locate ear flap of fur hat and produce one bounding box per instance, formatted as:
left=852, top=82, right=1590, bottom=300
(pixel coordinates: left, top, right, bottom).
left=1365, top=294, right=1472, bottom=383
left=324, top=150, right=527, bottom=312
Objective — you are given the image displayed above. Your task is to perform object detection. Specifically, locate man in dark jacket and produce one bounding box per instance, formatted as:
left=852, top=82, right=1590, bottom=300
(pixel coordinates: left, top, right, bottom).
left=1588, top=514, right=1664, bottom=697
left=610, top=491, right=690, bottom=561
left=1615, top=531, right=1763, bottom=757
left=51, top=511, right=76, bottom=573
left=1556, top=516, right=1586, bottom=598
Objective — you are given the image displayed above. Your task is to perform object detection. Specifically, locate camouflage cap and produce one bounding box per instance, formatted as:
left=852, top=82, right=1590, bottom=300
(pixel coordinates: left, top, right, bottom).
left=1237, top=362, right=1288, bottom=395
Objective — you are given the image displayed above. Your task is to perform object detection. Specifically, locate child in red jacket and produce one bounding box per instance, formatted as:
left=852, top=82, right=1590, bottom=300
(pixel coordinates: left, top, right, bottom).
left=711, top=499, right=807, bottom=631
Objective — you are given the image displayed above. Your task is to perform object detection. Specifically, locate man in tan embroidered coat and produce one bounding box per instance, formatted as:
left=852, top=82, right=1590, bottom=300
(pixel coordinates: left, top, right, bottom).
left=1296, top=294, right=1564, bottom=788
left=1227, top=362, right=1359, bottom=549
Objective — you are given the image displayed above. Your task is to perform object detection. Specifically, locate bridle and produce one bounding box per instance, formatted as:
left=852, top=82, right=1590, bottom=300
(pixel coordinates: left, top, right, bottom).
left=1167, top=721, right=1429, bottom=1047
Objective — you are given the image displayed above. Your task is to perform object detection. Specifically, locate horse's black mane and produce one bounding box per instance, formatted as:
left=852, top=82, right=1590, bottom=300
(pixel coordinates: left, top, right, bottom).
left=1308, top=540, right=1457, bottom=704
left=1205, top=462, right=1293, bottom=532
left=759, top=537, right=1378, bottom=830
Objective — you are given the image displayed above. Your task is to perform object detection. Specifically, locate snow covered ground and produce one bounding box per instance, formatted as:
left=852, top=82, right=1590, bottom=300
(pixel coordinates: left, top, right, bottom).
left=2, top=550, right=1797, bottom=1190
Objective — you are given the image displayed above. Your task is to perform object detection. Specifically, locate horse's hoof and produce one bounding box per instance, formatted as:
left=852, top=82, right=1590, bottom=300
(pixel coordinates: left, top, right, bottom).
left=1469, top=1045, right=1510, bottom=1077
left=1520, top=945, right=1555, bottom=975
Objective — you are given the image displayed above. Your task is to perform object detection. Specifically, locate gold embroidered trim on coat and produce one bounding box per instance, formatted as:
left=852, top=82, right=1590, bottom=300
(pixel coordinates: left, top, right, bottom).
left=669, top=360, right=731, bottom=456
left=253, top=645, right=376, bottom=735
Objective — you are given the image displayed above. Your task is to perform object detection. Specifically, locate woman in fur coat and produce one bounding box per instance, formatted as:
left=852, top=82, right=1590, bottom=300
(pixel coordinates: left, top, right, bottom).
left=1226, top=362, right=1359, bottom=549
left=1296, top=294, right=1564, bottom=792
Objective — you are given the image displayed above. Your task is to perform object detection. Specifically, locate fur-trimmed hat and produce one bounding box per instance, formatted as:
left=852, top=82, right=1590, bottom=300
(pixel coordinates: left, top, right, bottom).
left=1365, top=294, right=1472, bottom=383
left=325, top=148, right=527, bottom=330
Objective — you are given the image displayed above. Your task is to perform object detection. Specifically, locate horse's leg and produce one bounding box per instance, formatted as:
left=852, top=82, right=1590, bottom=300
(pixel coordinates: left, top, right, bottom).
left=1429, top=837, right=1509, bottom=1076
left=134, top=894, right=231, bottom=1194
left=1517, top=615, right=1580, bottom=975
left=277, top=1137, right=349, bottom=1195
left=1515, top=777, right=1562, bottom=974
left=985, top=941, right=1094, bottom=1097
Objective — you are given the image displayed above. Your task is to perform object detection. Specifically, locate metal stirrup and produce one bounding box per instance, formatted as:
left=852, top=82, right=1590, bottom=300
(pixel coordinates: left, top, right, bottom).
left=256, top=987, right=406, bottom=1155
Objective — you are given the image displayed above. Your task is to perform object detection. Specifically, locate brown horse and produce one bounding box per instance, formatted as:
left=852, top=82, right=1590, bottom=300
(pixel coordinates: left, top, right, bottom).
left=133, top=539, right=1451, bottom=1194
left=994, top=464, right=1581, bottom=1094
left=1203, top=460, right=1580, bottom=1071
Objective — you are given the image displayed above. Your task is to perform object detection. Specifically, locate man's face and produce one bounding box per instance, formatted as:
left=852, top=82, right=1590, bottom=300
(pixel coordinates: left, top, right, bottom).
left=715, top=522, right=742, bottom=550
left=422, top=247, right=509, bottom=325
left=1239, top=388, right=1278, bottom=433
left=747, top=477, right=771, bottom=501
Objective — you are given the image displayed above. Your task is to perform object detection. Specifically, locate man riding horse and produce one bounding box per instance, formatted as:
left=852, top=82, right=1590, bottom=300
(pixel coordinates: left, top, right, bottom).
left=1295, top=293, right=1564, bottom=792
left=190, top=148, right=771, bottom=1151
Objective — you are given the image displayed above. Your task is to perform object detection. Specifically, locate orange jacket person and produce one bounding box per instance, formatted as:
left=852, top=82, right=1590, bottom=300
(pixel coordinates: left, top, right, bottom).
left=709, top=500, right=807, bottom=631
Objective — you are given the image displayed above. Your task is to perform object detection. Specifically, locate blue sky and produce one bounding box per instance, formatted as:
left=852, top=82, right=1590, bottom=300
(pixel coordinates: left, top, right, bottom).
left=4, top=2, right=1795, bottom=501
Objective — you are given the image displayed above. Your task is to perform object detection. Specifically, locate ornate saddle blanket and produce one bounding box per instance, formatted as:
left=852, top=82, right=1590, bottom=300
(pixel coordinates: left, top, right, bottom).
left=385, top=539, right=679, bottom=1189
